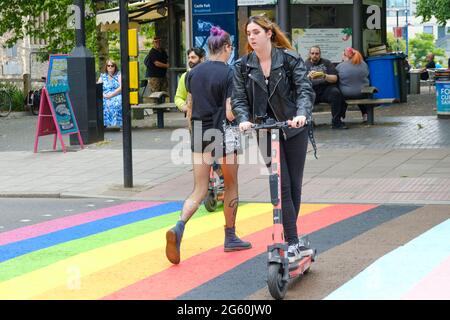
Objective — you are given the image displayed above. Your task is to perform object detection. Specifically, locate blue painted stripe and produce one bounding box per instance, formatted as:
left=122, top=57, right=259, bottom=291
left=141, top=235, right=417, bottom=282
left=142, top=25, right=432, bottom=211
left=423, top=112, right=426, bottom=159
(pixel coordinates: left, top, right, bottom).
left=0, top=202, right=183, bottom=263
left=325, top=218, right=450, bottom=300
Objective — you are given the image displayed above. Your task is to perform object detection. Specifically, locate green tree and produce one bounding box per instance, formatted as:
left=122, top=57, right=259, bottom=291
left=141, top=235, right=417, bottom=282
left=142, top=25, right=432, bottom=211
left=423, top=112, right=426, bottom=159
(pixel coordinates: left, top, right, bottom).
left=387, top=32, right=406, bottom=53
left=409, top=33, right=446, bottom=67
left=0, top=0, right=115, bottom=65
left=416, top=0, right=450, bottom=26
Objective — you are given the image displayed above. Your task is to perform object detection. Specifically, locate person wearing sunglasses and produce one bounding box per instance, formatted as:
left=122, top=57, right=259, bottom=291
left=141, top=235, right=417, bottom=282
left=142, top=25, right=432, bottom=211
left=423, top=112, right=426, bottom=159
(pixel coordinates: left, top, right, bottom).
left=305, top=46, right=347, bottom=129
left=97, top=59, right=122, bottom=129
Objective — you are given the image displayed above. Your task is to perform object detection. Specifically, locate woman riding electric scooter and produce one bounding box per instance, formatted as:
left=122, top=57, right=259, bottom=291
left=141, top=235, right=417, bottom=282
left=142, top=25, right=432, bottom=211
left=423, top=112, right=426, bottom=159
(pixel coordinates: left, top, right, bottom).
left=232, top=15, right=315, bottom=283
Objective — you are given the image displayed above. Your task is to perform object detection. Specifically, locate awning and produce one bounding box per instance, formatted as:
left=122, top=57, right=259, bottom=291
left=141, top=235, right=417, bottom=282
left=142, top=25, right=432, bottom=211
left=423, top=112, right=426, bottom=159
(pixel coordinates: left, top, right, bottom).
left=96, top=0, right=167, bottom=32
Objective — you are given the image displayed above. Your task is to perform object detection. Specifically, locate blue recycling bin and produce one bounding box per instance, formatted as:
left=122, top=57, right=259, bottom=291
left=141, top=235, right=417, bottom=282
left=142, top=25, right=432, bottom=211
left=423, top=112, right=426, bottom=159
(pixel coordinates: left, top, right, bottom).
left=366, top=54, right=403, bottom=101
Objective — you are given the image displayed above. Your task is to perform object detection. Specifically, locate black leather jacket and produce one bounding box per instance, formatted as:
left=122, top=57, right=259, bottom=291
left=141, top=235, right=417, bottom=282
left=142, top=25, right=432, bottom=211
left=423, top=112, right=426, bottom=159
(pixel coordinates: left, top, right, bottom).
left=232, top=47, right=315, bottom=139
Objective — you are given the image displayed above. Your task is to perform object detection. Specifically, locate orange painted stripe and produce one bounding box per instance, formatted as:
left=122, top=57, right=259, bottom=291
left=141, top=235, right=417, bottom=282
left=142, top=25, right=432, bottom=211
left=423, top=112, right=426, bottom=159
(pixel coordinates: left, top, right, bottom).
left=104, top=204, right=376, bottom=300
left=32, top=204, right=328, bottom=300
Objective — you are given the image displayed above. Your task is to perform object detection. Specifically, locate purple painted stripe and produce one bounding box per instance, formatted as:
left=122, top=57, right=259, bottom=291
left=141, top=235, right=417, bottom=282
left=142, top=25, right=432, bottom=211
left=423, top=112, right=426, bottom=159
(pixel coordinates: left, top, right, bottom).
left=0, top=202, right=163, bottom=246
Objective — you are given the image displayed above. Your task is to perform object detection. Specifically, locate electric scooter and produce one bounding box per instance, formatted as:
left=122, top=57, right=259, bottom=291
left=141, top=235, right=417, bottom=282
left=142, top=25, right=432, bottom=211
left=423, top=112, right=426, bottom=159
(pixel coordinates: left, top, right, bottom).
left=251, top=117, right=316, bottom=300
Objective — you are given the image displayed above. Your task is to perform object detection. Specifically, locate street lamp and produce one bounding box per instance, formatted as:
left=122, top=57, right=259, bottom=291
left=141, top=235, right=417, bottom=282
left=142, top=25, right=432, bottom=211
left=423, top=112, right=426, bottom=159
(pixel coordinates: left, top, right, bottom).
left=391, top=5, right=400, bottom=51
left=404, top=0, right=409, bottom=57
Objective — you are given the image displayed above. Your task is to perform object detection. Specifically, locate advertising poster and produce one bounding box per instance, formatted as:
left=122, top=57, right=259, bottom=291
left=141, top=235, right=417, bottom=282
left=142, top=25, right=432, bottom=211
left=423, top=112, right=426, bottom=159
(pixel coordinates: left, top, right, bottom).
left=238, top=0, right=276, bottom=4
left=46, top=55, right=69, bottom=94
left=292, top=28, right=353, bottom=63
left=49, top=92, right=78, bottom=134
left=192, top=0, right=238, bottom=64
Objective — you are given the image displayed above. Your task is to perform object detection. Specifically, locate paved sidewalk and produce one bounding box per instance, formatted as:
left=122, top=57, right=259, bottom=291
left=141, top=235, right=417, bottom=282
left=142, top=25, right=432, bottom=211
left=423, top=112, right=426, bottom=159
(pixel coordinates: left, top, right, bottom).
left=1, top=91, right=449, bottom=204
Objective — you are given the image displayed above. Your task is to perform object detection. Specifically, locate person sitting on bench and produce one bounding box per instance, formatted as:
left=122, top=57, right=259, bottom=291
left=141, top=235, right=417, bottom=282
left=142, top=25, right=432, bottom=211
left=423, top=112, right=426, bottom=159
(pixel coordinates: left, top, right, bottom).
left=336, top=47, right=370, bottom=123
left=305, top=46, right=347, bottom=129
left=420, top=53, right=436, bottom=80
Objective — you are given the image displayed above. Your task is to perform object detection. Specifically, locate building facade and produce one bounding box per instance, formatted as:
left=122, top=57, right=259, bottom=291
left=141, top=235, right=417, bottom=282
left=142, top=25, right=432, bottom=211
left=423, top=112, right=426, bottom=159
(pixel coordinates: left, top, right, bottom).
left=385, top=0, right=450, bottom=63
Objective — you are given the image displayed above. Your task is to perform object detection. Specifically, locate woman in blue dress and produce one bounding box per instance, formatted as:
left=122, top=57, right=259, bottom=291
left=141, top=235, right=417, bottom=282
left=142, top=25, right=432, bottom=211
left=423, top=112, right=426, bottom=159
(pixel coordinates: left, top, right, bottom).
left=98, top=59, right=122, bottom=128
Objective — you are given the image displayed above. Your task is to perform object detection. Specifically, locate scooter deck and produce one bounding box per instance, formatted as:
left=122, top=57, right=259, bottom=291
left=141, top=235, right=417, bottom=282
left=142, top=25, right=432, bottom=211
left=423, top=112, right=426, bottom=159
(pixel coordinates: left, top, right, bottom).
left=288, top=253, right=315, bottom=279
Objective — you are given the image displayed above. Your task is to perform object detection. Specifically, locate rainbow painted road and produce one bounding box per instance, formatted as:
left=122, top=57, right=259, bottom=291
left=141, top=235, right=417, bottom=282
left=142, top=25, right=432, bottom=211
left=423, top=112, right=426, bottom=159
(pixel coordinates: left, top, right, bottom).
left=0, top=201, right=449, bottom=300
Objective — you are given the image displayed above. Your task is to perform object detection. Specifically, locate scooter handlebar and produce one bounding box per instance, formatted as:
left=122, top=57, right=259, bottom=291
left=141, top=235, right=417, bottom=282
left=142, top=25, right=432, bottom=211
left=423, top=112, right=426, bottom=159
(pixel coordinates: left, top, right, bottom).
left=251, top=120, right=309, bottom=130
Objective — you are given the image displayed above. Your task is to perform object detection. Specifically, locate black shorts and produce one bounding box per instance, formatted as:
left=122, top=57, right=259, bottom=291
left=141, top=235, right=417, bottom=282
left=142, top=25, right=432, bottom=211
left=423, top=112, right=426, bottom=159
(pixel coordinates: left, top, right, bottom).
left=190, top=120, right=229, bottom=158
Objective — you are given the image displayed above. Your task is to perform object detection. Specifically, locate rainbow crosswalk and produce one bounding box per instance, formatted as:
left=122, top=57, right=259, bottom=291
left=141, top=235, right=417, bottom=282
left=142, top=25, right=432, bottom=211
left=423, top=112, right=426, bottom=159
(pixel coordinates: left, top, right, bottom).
left=0, top=201, right=448, bottom=300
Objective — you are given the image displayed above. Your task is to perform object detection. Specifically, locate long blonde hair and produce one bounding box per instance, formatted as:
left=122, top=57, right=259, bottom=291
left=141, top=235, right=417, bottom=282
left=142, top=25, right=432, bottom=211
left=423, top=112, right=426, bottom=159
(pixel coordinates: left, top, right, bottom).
left=245, top=15, right=293, bottom=54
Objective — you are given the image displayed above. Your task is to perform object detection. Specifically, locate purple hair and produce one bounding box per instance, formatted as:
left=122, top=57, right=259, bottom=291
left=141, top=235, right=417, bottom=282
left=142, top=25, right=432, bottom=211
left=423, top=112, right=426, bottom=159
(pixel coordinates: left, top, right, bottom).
left=207, top=26, right=231, bottom=55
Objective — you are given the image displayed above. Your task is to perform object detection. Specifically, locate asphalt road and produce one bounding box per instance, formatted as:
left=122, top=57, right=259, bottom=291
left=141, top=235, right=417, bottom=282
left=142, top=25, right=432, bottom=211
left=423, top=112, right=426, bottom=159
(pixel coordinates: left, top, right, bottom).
left=0, top=197, right=125, bottom=232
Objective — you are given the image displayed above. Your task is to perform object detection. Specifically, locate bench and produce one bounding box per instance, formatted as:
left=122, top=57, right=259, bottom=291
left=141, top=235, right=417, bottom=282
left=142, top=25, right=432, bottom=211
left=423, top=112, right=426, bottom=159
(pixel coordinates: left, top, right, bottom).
left=131, top=91, right=178, bottom=128
left=314, top=86, right=396, bottom=125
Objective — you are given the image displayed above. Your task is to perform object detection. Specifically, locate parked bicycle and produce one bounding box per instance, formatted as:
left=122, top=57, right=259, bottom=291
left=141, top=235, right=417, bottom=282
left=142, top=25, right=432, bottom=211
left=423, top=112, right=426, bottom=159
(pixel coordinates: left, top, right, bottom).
left=0, top=88, right=12, bottom=117
left=25, top=89, right=41, bottom=116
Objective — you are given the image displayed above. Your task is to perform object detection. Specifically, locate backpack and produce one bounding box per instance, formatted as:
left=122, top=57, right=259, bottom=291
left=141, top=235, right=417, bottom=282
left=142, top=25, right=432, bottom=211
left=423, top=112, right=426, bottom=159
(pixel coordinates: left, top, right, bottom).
left=144, top=52, right=151, bottom=68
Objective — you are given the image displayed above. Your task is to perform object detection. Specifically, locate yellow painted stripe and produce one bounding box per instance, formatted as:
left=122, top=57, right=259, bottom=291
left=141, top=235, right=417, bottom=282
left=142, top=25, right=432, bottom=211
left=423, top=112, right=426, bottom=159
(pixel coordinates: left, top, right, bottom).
left=0, top=203, right=330, bottom=300
left=34, top=204, right=330, bottom=300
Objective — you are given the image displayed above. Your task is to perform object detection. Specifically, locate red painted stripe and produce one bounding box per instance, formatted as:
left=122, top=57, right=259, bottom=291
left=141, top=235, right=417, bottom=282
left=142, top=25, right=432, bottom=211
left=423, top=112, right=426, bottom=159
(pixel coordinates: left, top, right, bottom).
left=402, top=255, right=450, bottom=300
left=103, top=204, right=376, bottom=300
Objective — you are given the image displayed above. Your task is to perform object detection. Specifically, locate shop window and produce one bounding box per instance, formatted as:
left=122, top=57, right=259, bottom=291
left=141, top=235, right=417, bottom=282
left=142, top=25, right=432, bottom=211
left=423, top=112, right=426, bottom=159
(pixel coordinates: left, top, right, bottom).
left=423, top=26, right=433, bottom=35
left=5, top=45, right=18, bottom=58
left=308, top=6, right=336, bottom=28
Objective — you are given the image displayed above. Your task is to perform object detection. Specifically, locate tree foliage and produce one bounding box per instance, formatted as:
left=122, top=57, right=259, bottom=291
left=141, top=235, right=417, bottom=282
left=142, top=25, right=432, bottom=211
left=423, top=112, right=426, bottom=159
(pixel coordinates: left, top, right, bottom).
left=387, top=32, right=406, bottom=53
left=416, top=0, right=450, bottom=26
left=408, top=33, right=446, bottom=67
left=0, top=0, right=115, bottom=61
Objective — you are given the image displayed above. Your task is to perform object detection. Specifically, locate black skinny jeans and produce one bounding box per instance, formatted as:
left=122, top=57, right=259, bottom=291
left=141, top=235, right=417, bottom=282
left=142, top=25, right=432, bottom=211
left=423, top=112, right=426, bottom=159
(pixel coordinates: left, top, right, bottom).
left=314, top=85, right=346, bottom=125
left=259, top=129, right=308, bottom=245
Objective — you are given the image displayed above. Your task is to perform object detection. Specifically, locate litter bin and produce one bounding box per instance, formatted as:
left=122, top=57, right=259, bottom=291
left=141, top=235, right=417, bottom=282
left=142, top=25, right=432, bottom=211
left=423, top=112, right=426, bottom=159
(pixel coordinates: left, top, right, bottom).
left=366, top=54, right=403, bottom=101
left=435, top=69, right=450, bottom=119
left=96, top=83, right=105, bottom=140
left=396, top=53, right=408, bottom=102
left=409, top=69, right=422, bottom=94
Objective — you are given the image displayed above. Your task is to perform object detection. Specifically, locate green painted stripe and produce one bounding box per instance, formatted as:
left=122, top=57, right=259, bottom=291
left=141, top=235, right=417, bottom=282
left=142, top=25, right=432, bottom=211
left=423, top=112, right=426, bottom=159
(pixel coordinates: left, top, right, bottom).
left=0, top=204, right=221, bottom=283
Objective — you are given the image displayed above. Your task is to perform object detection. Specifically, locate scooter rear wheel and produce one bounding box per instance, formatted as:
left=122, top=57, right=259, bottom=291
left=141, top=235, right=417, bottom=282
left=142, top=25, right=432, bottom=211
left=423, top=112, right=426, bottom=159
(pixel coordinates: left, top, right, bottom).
left=267, top=263, right=288, bottom=300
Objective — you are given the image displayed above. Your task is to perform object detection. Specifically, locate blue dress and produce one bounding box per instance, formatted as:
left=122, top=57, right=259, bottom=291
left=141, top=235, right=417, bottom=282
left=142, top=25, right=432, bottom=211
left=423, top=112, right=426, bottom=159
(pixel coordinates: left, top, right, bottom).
left=101, top=72, right=122, bottom=127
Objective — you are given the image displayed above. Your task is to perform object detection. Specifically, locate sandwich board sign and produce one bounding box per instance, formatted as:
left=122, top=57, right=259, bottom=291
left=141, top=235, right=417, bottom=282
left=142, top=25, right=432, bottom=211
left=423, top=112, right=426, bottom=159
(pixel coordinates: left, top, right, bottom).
left=34, top=54, right=84, bottom=153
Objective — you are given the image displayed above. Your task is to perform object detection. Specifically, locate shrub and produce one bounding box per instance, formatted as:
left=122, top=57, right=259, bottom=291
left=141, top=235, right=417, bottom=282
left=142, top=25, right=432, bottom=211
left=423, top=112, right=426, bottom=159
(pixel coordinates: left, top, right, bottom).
left=0, top=82, right=25, bottom=112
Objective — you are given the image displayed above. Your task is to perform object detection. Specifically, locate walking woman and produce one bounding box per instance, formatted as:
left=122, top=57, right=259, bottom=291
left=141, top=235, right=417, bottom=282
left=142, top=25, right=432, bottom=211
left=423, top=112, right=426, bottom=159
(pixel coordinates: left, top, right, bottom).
left=98, top=59, right=122, bottom=128
left=232, top=15, right=315, bottom=263
left=165, top=27, right=251, bottom=265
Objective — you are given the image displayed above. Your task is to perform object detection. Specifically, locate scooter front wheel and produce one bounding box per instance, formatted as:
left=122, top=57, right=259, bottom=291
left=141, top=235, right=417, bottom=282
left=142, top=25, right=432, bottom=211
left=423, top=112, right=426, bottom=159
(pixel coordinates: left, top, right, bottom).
left=204, top=192, right=217, bottom=212
left=267, top=263, right=288, bottom=300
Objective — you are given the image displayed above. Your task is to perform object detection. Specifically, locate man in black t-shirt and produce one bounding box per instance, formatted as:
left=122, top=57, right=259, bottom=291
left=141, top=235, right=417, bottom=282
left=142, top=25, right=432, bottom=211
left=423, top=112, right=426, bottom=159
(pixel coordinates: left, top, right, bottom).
left=420, top=53, right=436, bottom=81
left=144, top=37, right=169, bottom=93
left=305, top=46, right=347, bottom=129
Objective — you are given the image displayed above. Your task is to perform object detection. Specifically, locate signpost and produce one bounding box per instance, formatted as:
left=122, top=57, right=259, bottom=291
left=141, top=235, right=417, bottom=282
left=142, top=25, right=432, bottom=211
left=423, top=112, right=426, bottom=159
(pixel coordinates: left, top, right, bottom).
left=119, top=0, right=133, bottom=188
left=34, top=54, right=84, bottom=153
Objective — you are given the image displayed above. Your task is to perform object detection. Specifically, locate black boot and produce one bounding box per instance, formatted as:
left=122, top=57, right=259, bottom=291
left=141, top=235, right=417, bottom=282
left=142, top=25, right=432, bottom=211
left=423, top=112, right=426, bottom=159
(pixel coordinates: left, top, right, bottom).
left=224, top=226, right=252, bottom=252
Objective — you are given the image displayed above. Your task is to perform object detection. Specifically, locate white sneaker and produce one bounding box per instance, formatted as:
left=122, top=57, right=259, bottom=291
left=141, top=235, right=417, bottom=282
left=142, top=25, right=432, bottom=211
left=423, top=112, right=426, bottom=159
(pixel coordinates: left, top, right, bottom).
left=287, top=243, right=314, bottom=263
